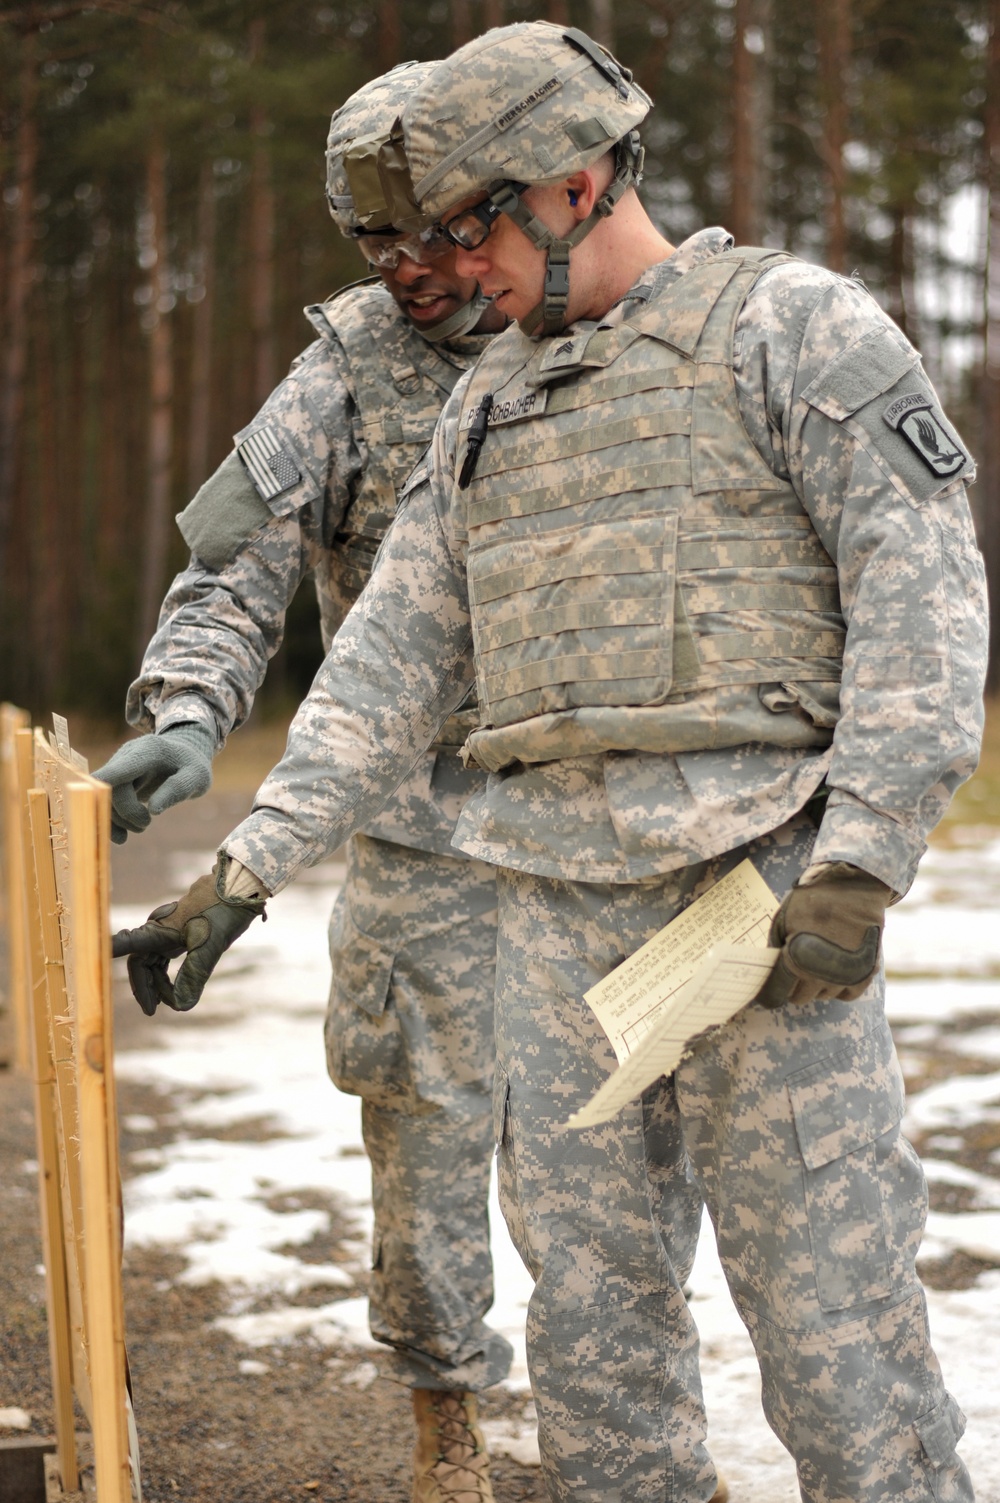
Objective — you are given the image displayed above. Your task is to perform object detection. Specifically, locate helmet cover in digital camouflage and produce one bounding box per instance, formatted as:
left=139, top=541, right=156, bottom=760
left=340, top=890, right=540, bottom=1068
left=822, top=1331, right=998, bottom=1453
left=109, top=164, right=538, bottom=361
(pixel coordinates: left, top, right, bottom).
left=394, top=23, right=651, bottom=334
left=400, top=22, right=650, bottom=222
left=325, top=62, right=435, bottom=236
left=326, top=62, right=489, bottom=341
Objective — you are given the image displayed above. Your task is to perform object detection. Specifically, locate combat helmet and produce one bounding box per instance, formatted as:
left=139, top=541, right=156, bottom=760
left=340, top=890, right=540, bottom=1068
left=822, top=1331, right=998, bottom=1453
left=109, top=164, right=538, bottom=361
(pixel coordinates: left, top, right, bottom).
left=344, top=23, right=650, bottom=336
left=325, top=62, right=489, bottom=341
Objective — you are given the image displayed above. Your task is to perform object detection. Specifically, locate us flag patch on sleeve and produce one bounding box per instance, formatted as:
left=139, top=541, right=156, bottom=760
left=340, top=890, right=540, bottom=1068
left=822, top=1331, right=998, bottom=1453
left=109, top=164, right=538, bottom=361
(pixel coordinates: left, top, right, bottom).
left=237, top=425, right=303, bottom=500
left=882, top=393, right=968, bottom=479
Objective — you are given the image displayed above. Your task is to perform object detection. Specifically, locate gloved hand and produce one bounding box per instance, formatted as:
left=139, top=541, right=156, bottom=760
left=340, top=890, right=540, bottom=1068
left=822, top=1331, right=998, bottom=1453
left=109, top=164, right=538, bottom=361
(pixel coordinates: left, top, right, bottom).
left=94, top=722, right=216, bottom=844
left=111, top=857, right=266, bottom=1015
left=756, top=862, right=893, bottom=1009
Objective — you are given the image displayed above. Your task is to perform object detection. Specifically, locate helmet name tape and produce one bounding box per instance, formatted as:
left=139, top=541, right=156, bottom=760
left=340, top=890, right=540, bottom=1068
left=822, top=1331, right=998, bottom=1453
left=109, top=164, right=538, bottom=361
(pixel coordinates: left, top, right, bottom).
left=413, top=51, right=594, bottom=204
left=497, top=76, right=560, bottom=131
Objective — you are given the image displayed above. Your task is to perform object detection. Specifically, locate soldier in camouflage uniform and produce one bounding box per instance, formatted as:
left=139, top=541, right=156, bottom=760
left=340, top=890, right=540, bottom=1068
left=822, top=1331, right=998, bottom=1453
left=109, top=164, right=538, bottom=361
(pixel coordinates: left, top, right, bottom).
left=96, top=65, right=517, bottom=1503
left=113, top=22, right=987, bottom=1503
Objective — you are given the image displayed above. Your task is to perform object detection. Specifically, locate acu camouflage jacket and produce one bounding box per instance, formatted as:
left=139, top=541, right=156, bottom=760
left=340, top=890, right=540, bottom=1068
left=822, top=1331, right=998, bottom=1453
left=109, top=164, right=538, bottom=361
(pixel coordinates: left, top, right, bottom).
left=223, top=229, right=987, bottom=897
left=127, top=279, right=492, bottom=855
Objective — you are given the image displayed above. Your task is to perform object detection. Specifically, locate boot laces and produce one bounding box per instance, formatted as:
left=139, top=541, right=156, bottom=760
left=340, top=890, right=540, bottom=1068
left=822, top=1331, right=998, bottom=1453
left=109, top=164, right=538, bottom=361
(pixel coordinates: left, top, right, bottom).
left=426, top=1392, right=491, bottom=1502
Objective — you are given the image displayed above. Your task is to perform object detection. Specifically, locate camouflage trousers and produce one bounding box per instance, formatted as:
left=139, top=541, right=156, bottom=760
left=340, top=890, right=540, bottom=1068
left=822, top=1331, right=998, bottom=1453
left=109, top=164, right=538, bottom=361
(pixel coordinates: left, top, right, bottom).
left=325, top=832, right=512, bottom=1391
left=494, top=812, right=972, bottom=1503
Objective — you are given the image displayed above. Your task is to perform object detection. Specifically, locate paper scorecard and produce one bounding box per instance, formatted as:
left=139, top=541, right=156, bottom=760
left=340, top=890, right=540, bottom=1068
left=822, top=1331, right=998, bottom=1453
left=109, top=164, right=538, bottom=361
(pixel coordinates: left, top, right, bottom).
left=565, top=860, right=781, bottom=1130
left=566, top=944, right=780, bottom=1128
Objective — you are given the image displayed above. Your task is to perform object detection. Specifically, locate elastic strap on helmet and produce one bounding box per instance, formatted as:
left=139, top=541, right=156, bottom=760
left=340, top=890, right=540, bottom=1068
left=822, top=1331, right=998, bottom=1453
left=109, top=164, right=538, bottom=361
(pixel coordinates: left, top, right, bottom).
left=490, top=130, right=644, bottom=336
left=419, top=287, right=489, bottom=342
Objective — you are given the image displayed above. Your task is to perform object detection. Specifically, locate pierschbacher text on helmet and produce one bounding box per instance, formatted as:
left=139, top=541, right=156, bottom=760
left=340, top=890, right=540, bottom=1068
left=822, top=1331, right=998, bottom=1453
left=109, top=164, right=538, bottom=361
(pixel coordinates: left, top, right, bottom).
left=496, top=78, right=560, bottom=131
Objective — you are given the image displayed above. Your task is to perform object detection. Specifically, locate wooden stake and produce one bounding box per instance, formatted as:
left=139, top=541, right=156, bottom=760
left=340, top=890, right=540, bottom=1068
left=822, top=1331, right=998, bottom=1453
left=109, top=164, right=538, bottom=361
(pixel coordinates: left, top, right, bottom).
left=17, top=745, right=79, bottom=1492
left=2, top=703, right=31, bottom=1071
left=68, top=779, right=133, bottom=1503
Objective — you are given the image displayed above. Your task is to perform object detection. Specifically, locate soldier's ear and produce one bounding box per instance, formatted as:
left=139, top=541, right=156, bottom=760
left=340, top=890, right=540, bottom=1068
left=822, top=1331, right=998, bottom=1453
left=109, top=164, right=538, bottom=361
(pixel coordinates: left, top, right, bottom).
left=564, top=171, right=593, bottom=217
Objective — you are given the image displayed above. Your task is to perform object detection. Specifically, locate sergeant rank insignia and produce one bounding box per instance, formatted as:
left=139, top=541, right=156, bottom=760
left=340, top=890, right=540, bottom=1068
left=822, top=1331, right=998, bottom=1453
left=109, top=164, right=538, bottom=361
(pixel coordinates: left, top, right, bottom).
left=882, top=392, right=968, bottom=479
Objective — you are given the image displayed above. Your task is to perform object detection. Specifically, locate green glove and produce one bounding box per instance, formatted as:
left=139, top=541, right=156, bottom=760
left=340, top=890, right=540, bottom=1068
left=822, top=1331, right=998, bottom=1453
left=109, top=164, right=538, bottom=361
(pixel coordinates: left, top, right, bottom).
left=94, top=722, right=216, bottom=844
left=756, top=862, right=893, bottom=1009
left=111, top=857, right=265, bottom=1015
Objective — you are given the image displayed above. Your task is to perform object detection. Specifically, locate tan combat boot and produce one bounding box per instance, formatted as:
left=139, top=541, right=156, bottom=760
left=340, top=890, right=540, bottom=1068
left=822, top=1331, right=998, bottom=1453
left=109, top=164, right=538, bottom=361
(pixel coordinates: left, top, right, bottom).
left=411, top=1388, right=494, bottom=1503
left=710, top=1472, right=730, bottom=1502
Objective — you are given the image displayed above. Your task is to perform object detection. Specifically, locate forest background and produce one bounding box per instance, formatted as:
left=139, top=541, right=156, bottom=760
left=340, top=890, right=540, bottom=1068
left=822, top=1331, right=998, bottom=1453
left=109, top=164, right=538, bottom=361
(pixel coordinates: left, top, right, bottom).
left=1, top=0, right=999, bottom=723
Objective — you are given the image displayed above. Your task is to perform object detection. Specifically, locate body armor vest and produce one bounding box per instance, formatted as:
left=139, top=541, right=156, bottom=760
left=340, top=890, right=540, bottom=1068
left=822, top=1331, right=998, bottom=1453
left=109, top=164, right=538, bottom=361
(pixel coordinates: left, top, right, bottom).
left=311, top=280, right=489, bottom=746
left=308, top=280, right=487, bottom=610
left=456, top=248, right=846, bottom=771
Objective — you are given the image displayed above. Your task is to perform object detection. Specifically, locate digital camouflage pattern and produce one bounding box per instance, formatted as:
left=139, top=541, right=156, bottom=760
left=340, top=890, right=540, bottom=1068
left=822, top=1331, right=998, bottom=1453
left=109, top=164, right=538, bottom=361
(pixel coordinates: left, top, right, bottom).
left=131, top=280, right=490, bottom=852
left=226, top=230, right=985, bottom=901
left=495, top=812, right=970, bottom=1502
left=127, top=280, right=507, bottom=1392
left=456, top=246, right=845, bottom=737
left=325, top=62, right=434, bottom=235
left=398, top=22, right=650, bottom=224
left=326, top=834, right=511, bottom=1389
left=221, top=227, right=984, bottom=1500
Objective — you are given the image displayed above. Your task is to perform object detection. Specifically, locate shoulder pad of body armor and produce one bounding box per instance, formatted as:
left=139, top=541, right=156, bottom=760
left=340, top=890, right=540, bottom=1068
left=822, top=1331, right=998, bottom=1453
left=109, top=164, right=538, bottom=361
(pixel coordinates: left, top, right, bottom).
left=303, top=275, right=392, bottom=340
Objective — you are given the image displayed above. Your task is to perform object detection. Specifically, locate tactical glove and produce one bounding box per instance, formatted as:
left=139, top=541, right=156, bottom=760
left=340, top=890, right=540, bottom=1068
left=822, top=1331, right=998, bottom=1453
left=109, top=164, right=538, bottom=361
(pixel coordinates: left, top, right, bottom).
left=756, top=862, right=893, bottom=1009
left=111, top=857, right=265, bottom=1015
left=94, top=722, right=216, bottom=844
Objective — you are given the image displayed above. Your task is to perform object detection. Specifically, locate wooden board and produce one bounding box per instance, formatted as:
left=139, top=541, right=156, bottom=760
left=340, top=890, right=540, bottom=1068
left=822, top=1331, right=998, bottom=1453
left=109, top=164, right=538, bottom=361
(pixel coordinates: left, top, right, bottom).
left=2, top=702, right=32, bottom=1070
left=16, top=719, right=141, bottom=1503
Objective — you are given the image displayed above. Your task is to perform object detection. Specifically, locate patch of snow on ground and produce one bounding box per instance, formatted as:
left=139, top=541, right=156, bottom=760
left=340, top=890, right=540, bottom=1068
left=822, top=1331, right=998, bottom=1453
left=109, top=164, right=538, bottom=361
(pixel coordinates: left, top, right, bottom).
left=113, top=828, right=1000, bottom=1495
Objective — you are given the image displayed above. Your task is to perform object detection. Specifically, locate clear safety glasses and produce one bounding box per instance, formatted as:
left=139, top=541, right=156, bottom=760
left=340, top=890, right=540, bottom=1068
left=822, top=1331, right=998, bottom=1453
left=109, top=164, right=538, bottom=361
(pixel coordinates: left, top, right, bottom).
left=353, top=223, right=453, bottom=270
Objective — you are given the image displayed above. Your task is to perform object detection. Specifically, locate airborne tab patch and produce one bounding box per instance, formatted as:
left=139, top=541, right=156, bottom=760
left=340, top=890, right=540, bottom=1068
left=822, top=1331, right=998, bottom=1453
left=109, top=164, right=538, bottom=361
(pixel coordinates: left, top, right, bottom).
left=237, top=425, right=303, bottom=501
left=882, top=393, right=968, bottom=479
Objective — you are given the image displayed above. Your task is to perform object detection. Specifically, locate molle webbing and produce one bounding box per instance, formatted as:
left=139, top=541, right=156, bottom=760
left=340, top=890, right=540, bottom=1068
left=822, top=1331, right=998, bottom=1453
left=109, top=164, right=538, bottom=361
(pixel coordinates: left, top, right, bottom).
left=460, top=248, right=846, bottom=731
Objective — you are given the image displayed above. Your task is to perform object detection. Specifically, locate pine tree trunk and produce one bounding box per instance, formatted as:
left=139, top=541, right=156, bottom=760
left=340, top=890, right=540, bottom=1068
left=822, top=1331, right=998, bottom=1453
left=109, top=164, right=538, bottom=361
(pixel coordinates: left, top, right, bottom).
left=248, top=17, right=276, bottom=409
left=589, top=0, right=614, bottom=52
left=730, top=0, right=756, bottom=244
left=483, top=0, right=504, bottom=31
left=0, top=29, right=38, bottom=583
left=135, top=134, right=175, bottom=661
left=187, top=160, right=217, bottom=498
left=451, top=0, right=472, bottom=50
left=32, top=290, right=59, bottom=702
left=545, top=0, right=569, bottom=26
left=729, top=0, right=772, bottom=244
left=886, top=206, right=914, bottom=342
left=982, top=0, right=1000, bottom=691
left=818, top=0, right=850, bottom=271
left=377, top=0, right=401, bottom=71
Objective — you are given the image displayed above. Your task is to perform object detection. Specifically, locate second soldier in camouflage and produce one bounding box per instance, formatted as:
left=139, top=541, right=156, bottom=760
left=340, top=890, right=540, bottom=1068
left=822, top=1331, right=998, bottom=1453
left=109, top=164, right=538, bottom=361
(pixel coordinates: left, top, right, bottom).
left=98, top=64, right=512, bottom=1503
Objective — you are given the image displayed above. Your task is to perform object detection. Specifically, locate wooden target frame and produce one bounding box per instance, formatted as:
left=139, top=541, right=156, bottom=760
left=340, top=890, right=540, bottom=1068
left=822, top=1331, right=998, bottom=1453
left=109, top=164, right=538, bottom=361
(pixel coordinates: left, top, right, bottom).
left=1, top=701, right=32, bottom=1071
left=11, top=715, right=140, bottom=1503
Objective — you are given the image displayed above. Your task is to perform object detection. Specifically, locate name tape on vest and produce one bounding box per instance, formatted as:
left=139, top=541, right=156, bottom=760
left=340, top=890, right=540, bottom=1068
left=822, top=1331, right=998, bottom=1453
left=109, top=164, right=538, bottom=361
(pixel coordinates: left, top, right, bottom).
left=462, top=389, right=546, bottom=429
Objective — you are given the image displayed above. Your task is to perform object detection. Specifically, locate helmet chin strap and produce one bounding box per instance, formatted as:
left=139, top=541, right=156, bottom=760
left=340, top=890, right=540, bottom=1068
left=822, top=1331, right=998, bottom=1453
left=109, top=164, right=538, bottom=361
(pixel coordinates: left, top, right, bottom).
left=418, top=286, right=489, bottom=342
left=489, top=131, right=644, bottom=338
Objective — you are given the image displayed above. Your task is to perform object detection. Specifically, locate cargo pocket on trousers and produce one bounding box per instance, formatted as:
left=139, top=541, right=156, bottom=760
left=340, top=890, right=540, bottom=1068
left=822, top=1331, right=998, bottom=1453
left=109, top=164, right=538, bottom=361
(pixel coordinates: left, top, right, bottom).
left=914, top=1393, right=967, bottom=1498
left=493, top=1067, right=529, bottom=1265
left=787, top=1021, right=904, bottom=1312
left=325, top=898, right=408, bottom=1106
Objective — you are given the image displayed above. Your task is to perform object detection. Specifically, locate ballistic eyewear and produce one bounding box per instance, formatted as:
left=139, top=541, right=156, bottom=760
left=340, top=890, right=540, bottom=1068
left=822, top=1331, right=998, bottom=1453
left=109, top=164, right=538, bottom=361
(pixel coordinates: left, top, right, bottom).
left=438, top=195, right=507, bottom=251
left=353, top=224, right=453, bottom=270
